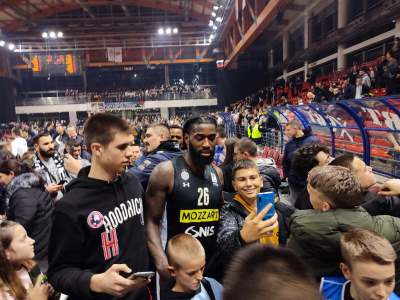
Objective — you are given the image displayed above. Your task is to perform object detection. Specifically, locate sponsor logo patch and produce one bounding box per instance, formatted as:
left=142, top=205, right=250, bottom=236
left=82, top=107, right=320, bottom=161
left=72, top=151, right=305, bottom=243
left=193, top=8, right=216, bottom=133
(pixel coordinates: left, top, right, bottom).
left=179, top=209, right=219, bottom=223
left=185, top=225, right=215, bottom=238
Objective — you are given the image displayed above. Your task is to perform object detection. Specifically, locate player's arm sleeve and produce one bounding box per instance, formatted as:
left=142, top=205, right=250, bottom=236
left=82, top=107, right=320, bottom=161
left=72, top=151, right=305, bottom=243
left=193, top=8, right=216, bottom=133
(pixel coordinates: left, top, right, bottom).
left=48, top=204, right=94, bottom=299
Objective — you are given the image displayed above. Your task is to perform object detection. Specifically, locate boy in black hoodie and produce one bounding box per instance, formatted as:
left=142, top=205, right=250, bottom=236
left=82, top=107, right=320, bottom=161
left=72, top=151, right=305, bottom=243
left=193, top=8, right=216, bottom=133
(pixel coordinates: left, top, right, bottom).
left=48, top=113, right=150, bottom=300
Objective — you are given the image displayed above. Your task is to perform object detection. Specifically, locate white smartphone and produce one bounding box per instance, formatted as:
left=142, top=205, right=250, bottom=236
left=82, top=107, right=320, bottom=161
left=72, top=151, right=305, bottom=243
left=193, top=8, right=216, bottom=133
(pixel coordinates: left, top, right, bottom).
left=129, top=271, right=155, bottom=279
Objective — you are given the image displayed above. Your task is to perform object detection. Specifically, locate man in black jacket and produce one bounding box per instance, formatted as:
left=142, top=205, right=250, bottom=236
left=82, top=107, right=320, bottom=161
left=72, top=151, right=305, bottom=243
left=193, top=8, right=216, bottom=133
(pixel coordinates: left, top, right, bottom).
left=129, top=123, right=181, bottom=190
left=289, top=144, right=332, bottom=209
left=48, top=113, right=150, bottom=300
left=282, top=120, right=319, bottom=204
left=342, top=77, right=356, bottom=100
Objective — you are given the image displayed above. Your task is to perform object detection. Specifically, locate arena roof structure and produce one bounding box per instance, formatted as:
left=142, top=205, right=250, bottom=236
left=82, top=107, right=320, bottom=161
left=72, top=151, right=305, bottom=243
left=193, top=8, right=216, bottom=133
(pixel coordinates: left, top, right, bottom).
left=0, top=0, right=219, bottom=66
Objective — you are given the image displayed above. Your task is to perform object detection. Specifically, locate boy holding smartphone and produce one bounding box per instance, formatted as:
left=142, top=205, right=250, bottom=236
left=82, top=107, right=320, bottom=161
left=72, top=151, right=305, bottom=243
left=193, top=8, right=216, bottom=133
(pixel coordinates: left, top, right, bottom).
left=216, top=160, right=279, bottom=276
left=165, top=234, right=222, bottom=300
left=321, top=229, right=400, bottom=300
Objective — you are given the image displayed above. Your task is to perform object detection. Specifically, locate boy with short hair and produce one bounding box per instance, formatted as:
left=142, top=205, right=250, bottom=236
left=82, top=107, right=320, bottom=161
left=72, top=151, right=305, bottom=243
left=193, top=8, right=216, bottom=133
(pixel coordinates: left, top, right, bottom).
left=321, top=229, right=400, bottom=300
left=164, top=233, right=222, bottom=300
left=287, top=165, right=400, bottom=291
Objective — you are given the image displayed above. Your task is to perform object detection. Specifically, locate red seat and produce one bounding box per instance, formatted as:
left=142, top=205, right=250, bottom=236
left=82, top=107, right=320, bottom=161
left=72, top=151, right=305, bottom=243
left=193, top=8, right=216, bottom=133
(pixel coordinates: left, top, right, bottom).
left=371, top=148, right=392, bottom=159
left=373, top=138, right=391, bottom=147
left=353, top=136, right=363, bottom=143
left=345, top=144, right=363, bottom=154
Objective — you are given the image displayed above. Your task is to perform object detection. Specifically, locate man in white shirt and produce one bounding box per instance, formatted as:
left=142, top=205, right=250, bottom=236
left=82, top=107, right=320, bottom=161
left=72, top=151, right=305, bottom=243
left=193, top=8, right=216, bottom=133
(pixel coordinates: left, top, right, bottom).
left=354, top=76, right=368, bottom=99
left=11, top=127, right=27, bottom=158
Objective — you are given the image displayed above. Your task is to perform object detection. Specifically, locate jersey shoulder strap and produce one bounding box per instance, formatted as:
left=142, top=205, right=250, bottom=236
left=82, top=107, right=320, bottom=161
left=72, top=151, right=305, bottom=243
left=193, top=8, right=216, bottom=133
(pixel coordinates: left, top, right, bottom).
left=201, top=278, right=216, bottom=300
left=171, top=155, right=185, bottom=169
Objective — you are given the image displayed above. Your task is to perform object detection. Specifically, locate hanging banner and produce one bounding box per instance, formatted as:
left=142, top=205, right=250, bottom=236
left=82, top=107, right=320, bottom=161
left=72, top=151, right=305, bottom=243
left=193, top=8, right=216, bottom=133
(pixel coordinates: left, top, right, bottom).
left=107, top=47, right=115, bottom=62
left=114, top=47, right=122, bottom=63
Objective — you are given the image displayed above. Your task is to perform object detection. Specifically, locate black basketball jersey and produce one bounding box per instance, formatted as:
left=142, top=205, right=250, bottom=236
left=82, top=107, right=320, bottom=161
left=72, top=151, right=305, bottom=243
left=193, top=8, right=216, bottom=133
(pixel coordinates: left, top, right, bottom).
left=165, top=155, right=222, bottom=263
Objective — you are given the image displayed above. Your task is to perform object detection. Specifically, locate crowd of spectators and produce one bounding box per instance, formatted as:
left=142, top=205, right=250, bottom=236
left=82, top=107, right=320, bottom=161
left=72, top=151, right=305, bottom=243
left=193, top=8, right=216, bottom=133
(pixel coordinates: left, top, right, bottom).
left=63, top=83, right=213, bottom=103
left=232, top=37, right=400, bottom=108
left=3, top=37, right=400, bottom=300
left=1, top=111, right=400, bottom=300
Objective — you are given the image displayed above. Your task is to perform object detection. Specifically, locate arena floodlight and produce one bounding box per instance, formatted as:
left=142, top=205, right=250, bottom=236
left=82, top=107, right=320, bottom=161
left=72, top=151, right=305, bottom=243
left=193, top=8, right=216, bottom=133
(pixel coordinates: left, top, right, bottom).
left=7, top=43, right=15, bottom=50
left=0, top=40, right=5, bottom=47
left=216, top=17, right=223, bottom=23
left=213, top=5, right=219, bottom=10
left=209, top=20, right=214, bottom=27
left=42, top=32, right=48, bottom=39
left=212, top=12, right=216, bottom=17
left=158, top=28, right=164, bottom=35
left=49, top=31, right=56, bottom=39
left=212, top=25, right=217, bottom=30
left=57, top=31, right=63, bottom=38
left=173, top=28, right=178, bottom=34
left=166, top=27, right=172, bottom=35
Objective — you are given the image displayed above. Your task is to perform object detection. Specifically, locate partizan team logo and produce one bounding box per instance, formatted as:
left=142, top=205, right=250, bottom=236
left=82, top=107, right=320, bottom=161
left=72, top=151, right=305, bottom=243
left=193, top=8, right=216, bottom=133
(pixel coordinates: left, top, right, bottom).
left=181, top=169, right=190, bottom=181
left=181, top=169, right=190, bottom=187
left=87, top=211, right=104, bottom=229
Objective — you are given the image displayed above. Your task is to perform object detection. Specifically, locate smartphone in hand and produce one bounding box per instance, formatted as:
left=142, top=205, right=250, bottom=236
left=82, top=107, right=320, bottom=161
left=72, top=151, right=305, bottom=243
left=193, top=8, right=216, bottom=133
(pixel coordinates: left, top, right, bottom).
left=257, top=192, right=275, bottom=221
left=121, top=271, right=155, bottom=280
left=131, top=271, right=155, bottom=279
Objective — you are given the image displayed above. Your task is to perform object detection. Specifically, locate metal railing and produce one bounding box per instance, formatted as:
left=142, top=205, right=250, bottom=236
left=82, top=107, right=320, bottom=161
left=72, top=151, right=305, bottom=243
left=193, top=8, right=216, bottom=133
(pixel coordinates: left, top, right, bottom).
left=222, top=96, right=400, bottom=178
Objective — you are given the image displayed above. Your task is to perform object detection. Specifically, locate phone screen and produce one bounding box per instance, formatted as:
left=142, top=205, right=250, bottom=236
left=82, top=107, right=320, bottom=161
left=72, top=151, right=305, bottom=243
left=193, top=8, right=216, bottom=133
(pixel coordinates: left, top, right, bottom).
left=256, top=192, right=275, bottom=221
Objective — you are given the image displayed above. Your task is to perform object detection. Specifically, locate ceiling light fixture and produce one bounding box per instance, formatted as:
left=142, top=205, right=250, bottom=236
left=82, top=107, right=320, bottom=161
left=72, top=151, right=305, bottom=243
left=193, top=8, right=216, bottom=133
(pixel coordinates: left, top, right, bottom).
left=216, top=17, right=223, bottom=22
left=49, top=31, right=56, bottom=39
left=158, top=28, right=164, bottom=35
left=173, top=28, right=178, bottom=34
left=7, top=43, right=15, bottom=50
left=166, top=27, right=172, bottom=35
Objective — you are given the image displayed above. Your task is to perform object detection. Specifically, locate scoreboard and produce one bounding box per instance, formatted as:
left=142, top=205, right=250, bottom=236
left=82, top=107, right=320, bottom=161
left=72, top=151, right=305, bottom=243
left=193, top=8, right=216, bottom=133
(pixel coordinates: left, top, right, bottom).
left=31, top=54, right=82, bottom=76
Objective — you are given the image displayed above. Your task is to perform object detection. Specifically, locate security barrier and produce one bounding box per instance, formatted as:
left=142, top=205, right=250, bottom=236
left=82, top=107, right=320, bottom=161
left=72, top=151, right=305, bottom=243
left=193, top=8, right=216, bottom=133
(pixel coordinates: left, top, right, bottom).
left=227, top=97, right=400, bottom=178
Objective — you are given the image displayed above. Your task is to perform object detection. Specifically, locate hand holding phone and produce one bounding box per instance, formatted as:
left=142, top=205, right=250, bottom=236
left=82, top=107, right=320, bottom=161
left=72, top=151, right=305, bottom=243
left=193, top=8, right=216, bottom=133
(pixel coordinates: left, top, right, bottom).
left=130, top=271, right=155, bottom=280
left=256, top=192, right=276, bottom=221
left=240, top=192, right=278, bottom=244
left=90, top=264, right=150, bottom=297
left=57, top=179, right=67, bottom=185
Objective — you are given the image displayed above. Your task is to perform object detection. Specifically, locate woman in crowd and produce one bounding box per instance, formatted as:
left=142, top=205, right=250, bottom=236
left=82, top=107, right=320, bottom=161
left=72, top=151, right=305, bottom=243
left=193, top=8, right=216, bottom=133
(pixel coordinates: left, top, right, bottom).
left=220, top=137, right=238, bottom=193
left=0, top=159, right=54, bottom=270
left=0, top=220, right=53, bottom=300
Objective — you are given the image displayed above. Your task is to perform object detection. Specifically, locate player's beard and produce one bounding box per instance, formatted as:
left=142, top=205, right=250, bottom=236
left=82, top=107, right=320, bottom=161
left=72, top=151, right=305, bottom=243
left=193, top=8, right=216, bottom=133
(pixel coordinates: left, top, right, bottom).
left=188, top=143, right=214, bottom=166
